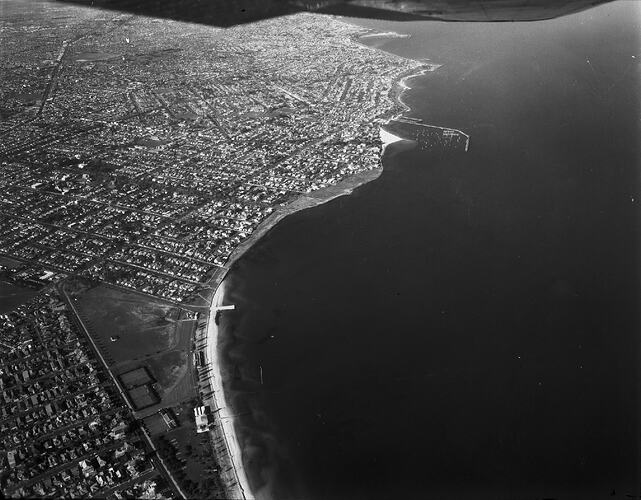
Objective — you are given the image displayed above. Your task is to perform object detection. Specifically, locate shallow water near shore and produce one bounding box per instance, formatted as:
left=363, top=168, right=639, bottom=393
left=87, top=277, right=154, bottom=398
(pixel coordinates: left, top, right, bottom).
left=220, top=2, right=640, bottom=499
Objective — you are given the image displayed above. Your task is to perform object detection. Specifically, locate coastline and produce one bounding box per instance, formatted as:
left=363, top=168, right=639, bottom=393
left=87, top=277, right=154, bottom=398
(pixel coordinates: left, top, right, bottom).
left=349, top=26, right=471, bottom=149
left=348, top=26, right=430, bottom=119
left=203, top=281, right=253, bottom=500
left=198, top=26, right=430, bottom=500
left=199, top=167, right=385, bottom=499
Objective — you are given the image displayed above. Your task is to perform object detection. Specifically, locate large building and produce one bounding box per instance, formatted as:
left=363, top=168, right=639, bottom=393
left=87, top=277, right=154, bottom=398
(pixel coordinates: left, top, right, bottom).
left=194, top=406, right=210, bottom=433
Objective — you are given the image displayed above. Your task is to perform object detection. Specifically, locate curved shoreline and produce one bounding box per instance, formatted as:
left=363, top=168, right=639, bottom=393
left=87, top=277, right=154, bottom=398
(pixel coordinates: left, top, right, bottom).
left=200, top=26, right=432, bottom=500
left=350, top=26, right=471, bottom=147
left=201, top=167, right=384, bottom=499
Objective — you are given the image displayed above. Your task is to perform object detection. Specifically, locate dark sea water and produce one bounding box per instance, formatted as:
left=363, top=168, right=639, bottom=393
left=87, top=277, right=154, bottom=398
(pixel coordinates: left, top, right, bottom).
left=220, top=2, right=641, bottom=499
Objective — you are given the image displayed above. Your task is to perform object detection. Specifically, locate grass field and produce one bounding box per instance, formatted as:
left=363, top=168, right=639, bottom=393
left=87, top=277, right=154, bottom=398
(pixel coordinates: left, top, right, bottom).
left=0, top=280, right=39, bottom=313
left=68, top=283, right=211, bottom=495
left=147, top=350, right=189, bottom=397
left=120, top=367, right=154, bottom=388
left=72, top=284, right=197, bottom=411
left=74, top=285, right=179, bottom=363
left=143, top=412, right=169, bottom=436
left=128, top=384, right=160, bottom=410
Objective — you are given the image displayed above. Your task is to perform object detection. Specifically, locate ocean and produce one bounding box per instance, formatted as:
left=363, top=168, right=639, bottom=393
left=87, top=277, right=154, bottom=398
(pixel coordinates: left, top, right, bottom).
left=219, top=2, right=640, bottom=498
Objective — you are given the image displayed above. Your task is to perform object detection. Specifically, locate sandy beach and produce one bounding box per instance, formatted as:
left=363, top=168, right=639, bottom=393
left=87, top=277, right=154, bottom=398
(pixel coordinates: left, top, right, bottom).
left=204, top=281, right=254, bottom=500
left=196, top=25, right=433, bottom=500
left=379, top=127, right=407, bottom=152
left=359, top=31, right=411, bottom=39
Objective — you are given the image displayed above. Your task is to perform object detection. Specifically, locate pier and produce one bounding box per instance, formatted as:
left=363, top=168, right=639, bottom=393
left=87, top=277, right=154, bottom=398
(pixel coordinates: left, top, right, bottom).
left=213, top=304, right=236, bottom=311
